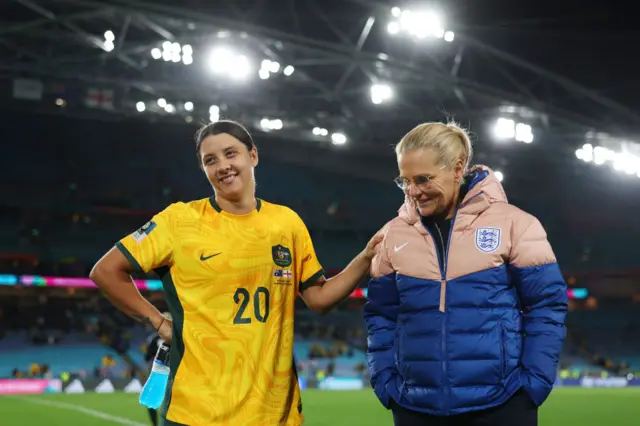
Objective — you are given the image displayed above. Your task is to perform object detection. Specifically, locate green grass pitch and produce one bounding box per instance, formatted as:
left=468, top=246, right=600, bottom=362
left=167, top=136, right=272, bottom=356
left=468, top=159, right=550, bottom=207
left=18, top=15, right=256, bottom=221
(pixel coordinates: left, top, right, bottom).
left=1, top=388, right=639, bottom=425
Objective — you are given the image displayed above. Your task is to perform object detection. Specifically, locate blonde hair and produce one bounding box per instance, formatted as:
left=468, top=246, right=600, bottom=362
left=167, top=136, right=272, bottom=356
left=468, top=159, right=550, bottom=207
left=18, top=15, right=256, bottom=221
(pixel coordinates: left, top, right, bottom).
left=395, top=122, right=473, bottom=170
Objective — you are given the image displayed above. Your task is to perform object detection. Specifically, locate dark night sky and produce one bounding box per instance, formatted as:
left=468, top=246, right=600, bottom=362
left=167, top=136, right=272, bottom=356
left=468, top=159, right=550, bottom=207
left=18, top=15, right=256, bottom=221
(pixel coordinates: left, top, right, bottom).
left=453, top=0, right=639, bottom=101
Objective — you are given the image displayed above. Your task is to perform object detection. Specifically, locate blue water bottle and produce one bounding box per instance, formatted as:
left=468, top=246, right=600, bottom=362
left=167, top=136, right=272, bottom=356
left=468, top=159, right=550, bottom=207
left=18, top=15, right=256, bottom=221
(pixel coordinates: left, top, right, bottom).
left=139, top=343, right=170, bottom=409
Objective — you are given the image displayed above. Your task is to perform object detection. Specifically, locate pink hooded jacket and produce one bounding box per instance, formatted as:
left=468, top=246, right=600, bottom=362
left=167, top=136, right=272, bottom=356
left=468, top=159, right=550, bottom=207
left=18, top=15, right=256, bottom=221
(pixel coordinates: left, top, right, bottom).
left=364, top=165, right=568, bottom=415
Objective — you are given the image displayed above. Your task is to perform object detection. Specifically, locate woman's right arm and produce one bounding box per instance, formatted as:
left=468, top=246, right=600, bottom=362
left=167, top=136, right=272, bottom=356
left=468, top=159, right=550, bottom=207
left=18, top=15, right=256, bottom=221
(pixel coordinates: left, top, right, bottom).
left=89, top=205, right=179, bottom=343
left=363, top=225, right=399, bottom=409
left=90, top=247, right=166, bottom=332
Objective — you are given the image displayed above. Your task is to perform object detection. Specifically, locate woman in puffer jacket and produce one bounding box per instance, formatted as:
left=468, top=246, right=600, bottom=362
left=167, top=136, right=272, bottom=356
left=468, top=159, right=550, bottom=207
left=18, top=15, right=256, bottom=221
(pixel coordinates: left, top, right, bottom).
left=364, top=122, right=568, bottom=426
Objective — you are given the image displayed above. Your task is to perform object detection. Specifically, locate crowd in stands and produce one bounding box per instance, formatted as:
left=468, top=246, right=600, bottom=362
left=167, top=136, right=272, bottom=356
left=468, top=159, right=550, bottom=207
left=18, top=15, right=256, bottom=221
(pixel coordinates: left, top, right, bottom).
left=1, top=282, right=640, bottom=385
left=0, top=288, right=370, bottom=380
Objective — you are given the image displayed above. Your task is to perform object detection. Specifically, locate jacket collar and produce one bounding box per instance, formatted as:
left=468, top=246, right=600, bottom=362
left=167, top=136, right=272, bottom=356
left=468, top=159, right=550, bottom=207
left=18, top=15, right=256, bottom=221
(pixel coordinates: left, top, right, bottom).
left=397, top=165, right=508, bottom=228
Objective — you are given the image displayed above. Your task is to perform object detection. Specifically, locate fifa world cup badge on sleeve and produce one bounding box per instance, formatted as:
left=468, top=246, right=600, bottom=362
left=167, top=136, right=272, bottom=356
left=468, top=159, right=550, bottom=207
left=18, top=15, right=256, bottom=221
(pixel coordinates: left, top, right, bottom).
left=272, top=244, right=292, bottom=267
left=133, top=221, right=157, bottom=243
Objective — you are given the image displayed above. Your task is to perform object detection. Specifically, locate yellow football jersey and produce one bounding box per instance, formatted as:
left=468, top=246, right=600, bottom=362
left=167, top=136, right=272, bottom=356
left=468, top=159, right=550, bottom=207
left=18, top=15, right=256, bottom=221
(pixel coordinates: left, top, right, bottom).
left=116, top=197, right=324, bottom=426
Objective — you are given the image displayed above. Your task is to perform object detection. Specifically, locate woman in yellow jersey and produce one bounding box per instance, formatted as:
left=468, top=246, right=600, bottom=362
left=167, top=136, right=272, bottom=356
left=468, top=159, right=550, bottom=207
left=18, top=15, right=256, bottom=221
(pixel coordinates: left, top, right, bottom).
left=90, top=120, right=381, bottom=426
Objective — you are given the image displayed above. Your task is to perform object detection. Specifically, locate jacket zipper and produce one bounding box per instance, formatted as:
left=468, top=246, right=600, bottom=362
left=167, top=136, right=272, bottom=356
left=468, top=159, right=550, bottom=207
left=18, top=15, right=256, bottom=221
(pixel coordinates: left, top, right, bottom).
left=423, top=209, right=459, bottom=410
left=443, top=212, right=457, bottom=408
left=433, top=223, right=447, bottom=313
left=421, top=191, right=483, bottom=409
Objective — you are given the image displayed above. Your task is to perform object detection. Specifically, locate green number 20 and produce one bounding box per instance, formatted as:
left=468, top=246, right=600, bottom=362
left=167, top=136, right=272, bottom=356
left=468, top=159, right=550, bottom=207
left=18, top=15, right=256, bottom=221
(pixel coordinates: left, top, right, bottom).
left=233, top=287, right=270, bottom=324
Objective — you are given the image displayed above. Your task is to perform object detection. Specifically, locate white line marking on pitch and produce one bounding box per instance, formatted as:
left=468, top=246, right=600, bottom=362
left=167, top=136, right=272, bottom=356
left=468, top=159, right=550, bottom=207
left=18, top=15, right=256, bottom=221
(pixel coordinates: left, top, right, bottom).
left=5, top=396, right=147, bottom=425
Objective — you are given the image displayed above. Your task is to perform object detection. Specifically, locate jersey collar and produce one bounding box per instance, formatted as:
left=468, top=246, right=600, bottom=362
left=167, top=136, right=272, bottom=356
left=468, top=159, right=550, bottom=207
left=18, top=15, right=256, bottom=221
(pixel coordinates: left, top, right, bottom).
left=209, top=197, right=262, bottom=213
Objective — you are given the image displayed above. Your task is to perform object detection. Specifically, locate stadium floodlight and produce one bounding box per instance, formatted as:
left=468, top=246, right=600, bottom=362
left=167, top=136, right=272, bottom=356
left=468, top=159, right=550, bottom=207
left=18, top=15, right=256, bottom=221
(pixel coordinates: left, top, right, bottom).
left=184, top=101, right=194, bottom=112
left=371, top=83, right=393, bottom=105
left=230, top=55, right=252, bottom=80
left=593, top=146, right=611, bottom=165
left=209, top=48, right=232, bottom=74
left=102, top=30, right=116, bottom=52
left=136, top=101, right=146, bottom=112
left=613, top=154, right=628, bottom=173
left=493, top=118, right=534, bottom=143
left=153, top=41, right=193, bottom=65
left=387, top=22, right=400, bottom=35
left=157, top=98, right=167, bottom=108
left=575, top=143, right=594, bottom=162
left=260, top=118, right=283, bottom=131
left=331, top=133, right=347, bottom=145
left=515, top=123, right=534, bottom=143
left=102, top=30, right=115, bottom=52
left=387, top=8, right=451, bottom=42
left=493, top=118, right=516, bottom=140
left=259, top=60, right=290, bottom=79
left=494, top=171, right=504, bottom=182
left=208, top=48, right=253, bottom=81
left=268, top=61, right=280, bottom=73
left=622, top=154, right=640, bottom=176
left=209, top=105, right=220, bottom=122
left=164, top=104, right=175, bottom=114
left=575, top=142, right=640, bottom=178
left=312, top=127, right=328, bottom=136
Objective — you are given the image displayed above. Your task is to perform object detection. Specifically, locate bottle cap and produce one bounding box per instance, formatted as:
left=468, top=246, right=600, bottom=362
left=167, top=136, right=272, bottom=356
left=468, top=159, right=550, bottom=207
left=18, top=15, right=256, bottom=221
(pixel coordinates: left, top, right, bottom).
left=155, top=343, right=170, bottom=365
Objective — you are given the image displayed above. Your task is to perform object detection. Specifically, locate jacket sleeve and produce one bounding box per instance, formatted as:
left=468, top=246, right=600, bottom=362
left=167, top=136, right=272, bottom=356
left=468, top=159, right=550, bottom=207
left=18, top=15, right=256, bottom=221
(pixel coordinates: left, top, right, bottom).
left=363, top=226, right=399, bottom=409
left=509, top=214, right=568, bottom=406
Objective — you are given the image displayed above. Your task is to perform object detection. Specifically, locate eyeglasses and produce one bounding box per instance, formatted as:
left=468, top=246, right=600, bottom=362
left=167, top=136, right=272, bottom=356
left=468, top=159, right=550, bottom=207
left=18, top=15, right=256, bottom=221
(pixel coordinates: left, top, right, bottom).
left=393, top=165, right=446, bottom=191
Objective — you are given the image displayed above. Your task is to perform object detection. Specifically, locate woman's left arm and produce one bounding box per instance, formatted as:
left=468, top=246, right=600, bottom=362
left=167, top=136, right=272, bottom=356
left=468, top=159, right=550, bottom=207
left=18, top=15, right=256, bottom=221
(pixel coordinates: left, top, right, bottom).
left=509, top=214, right=568, bottom=407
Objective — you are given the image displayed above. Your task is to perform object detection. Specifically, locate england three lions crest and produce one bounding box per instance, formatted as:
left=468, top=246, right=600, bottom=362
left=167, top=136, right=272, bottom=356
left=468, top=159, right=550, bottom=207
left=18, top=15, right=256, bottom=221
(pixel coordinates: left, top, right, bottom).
left=475, top=227, right=501, bottom=253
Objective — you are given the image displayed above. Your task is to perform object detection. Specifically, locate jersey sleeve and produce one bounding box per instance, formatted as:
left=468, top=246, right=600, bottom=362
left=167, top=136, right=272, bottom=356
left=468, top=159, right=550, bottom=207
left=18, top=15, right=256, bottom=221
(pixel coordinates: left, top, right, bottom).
left=292, top=214, right=325, bottom=292
left=115, top=204, right=178, bottom=274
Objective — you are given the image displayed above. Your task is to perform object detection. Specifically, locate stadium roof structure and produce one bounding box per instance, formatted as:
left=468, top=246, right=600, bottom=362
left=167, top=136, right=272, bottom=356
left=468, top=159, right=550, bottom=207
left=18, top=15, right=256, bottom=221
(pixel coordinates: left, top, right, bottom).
left=1, top=0, right=639, bottom=175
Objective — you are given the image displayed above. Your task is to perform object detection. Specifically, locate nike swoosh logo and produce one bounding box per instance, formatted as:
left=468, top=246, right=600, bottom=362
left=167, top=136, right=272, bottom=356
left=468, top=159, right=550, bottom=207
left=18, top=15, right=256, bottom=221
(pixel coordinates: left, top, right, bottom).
left=394, top=242, right=409, bottom=253
left=200, top=253, right=222, bottom=261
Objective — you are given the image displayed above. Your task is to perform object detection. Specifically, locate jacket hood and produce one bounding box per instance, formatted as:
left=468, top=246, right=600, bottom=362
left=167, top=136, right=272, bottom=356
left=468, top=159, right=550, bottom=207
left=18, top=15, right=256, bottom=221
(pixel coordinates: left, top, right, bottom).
left=397, top=165, right=508, bottom=225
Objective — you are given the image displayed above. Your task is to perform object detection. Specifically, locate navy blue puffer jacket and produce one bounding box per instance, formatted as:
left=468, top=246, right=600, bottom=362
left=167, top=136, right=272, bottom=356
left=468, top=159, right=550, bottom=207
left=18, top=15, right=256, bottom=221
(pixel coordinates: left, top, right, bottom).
left=364, top=168, right=568, bottom=415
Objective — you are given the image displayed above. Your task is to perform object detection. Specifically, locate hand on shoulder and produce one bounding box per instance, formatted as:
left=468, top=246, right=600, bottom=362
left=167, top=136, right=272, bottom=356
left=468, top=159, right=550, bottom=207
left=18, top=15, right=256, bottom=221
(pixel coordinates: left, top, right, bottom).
left=362, top=233, right=384, bottom=261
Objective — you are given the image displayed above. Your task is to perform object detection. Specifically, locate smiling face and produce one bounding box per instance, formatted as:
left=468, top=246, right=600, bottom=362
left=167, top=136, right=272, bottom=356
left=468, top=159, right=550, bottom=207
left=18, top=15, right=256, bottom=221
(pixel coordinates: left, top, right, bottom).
left=397, top=147, right=464, bottom=217
left=394, top=122, right=473, bottom=218
left=199, top=133, right=259, bottom=202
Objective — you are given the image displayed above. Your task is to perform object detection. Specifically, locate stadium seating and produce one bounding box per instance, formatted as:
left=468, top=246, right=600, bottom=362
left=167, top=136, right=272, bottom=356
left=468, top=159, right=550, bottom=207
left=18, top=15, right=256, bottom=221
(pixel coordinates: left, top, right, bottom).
left=566, top=303, right=640, bottom=369
left=0, top=331, right=127, bottom=377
